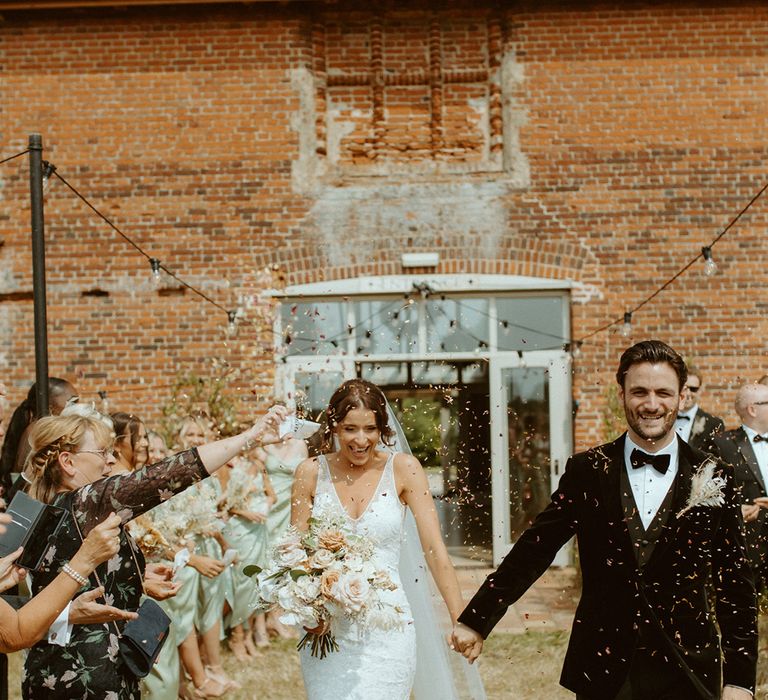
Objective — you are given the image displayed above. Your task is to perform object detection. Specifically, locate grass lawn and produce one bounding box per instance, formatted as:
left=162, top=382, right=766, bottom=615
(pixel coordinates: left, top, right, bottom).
left=7, top=618, right=768, bottom=699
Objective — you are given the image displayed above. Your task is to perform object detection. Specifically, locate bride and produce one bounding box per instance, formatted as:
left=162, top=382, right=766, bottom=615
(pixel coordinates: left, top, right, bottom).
left=291, top=378, right=485, bottom=699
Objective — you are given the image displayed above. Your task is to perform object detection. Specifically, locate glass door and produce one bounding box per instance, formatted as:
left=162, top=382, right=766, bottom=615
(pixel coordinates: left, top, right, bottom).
left=489, top=351, right=572, bottom=566
left=279, top=359, right=354, bottom=420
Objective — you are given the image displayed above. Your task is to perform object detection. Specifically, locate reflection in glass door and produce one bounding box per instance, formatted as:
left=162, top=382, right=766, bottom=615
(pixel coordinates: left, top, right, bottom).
left=490, top=352, right=571, bottom=566
left=505, top=367, right=551, bottom=542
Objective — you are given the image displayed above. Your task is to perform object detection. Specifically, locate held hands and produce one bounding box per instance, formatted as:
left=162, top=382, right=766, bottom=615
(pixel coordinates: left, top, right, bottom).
left=450, top=622, right=484, bottom=664
left=69, top=586, right=138, bottom=624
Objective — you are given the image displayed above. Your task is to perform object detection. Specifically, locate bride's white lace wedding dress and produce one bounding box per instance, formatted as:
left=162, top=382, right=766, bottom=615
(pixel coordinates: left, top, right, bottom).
left=299, top=453, right=417, bottom=699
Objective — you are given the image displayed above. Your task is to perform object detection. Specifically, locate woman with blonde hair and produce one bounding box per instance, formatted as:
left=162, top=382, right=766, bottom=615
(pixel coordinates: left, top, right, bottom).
left=22, top=405, right=286, bottom=699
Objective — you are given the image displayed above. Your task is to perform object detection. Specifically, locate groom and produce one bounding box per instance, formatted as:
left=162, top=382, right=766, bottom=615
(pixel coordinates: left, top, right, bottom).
left=453, top=340, right=757, bottom=699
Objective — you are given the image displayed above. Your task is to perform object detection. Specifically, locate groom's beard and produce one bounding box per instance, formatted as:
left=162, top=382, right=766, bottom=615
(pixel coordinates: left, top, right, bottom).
left=624, top=404, right=677, bottom=444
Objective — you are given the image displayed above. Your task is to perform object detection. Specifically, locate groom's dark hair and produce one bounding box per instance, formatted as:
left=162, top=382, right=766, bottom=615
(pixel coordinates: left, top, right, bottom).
left=616, top=340, right=688, bottom=391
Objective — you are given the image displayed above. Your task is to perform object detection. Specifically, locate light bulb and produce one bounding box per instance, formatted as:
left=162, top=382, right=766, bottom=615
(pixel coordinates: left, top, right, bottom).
left=620, top=312, right=632, bottom=338
left=149, top=258, right=163, bottom=288
left=701, top=246, right=717, bottom=276
left=41, top=161, right=56, bottom=192
left=572, top=342, right=582, bottom=359
left=227, top=310, right=238, bottom=338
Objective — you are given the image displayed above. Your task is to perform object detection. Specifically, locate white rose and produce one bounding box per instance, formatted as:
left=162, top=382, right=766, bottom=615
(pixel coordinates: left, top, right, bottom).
left=293, top=575, right=321, bottom=603
left=343, top=553, right=365, bottom=572
left=274, top=540, right=308, bottom=568
left=331, top=573, right=371, bottom=614
left=257, top=572, right=284, bottom=604
left=308, top=548, right=336, bottom=570
left=279, top=604, right=318, bottom=629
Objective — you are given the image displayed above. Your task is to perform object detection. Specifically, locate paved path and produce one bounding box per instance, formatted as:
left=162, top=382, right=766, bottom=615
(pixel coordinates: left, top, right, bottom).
left=456, top=566, right=578, bottom=634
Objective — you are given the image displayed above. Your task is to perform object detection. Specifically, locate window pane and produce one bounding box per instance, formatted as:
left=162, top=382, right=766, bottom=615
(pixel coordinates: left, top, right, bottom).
left=496, top=296, right=566, bottom=351
left=360, top=362, right=408, bottom=385
left=355, top=300, right=418, bottom=355
left=425, top=298, right=489, bottom=352
left=282, top=301, right=347, bottom=356
left=293, top=370, right=344, bottom=420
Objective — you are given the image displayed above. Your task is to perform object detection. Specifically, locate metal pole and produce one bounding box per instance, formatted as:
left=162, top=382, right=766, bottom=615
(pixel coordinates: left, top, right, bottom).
left=29, top=134, right=49, bottom=418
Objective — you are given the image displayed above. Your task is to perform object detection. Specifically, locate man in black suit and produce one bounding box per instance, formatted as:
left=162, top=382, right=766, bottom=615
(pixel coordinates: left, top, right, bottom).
left=675, top=366, right=725, bottom=453
left=452, top=340, right=757, bottom=700
left=712, top=382, right=768, bottom=592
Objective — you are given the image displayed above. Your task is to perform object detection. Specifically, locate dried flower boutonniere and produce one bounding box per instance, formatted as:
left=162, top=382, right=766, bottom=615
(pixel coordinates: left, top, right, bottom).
left=677, top=458, right=726, bottom=518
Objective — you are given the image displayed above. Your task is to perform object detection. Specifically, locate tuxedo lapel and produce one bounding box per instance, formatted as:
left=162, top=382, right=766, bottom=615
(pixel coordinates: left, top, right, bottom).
left=596, top=435, right=638, bottom=561
left=734, top=428, right=767, bottom=493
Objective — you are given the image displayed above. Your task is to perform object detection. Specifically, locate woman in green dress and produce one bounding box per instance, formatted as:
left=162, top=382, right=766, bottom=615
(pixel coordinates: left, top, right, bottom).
left=221, top=455, right=275, bottom=658
left=256, top=436, right=307, bottom=638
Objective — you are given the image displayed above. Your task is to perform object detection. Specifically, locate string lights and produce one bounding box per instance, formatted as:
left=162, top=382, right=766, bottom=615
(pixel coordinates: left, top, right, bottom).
left=2, top=147, right=766, bottom=361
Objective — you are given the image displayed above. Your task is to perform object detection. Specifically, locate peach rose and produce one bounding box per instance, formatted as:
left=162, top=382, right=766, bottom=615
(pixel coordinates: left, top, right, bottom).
left=317, top=529, right=347, bottom=553
left=320, top=569, right=341, bottom=599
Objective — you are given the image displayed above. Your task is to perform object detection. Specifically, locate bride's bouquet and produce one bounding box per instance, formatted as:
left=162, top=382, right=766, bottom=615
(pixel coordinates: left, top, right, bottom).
left=246, top=508, right=406, bottom=658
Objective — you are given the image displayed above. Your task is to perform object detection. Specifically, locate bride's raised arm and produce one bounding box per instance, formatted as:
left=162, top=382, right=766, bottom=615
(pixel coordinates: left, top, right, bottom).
left=394, top=452, right=464, bottom=624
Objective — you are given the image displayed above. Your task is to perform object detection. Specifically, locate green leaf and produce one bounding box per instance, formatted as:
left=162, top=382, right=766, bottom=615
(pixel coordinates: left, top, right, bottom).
left=289, top=569, right=309, bottom=581
left=243, top=564, right=263, bottom=577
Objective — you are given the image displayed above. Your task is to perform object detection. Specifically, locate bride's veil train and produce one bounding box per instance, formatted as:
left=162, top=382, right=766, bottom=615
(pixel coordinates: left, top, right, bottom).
left=384, top=402, right=487, bottom=700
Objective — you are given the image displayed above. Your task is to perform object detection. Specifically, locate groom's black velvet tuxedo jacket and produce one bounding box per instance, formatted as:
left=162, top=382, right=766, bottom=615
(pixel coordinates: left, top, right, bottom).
left=459, top=435, right=757, bottom=699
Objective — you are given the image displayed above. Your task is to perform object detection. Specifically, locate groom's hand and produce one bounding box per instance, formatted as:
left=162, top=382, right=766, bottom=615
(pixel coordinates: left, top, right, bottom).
left=722, top=686, right=753, bottom=700
left=451, top=622, right=483, bottom=664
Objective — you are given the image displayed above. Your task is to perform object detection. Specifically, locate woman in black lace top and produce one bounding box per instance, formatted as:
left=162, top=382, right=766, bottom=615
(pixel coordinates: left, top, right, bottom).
left=21, top=406, right=286, bottom=700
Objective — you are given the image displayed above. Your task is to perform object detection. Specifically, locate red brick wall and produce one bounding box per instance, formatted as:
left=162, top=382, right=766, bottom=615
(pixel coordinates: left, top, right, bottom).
left=1, top=1, right=767, bottom=449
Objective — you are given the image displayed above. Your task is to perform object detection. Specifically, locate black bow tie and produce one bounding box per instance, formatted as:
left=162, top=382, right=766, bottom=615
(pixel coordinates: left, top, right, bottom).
left=754, top=434, right=768, bottom=443
left=630, top=448, right=671, bottom=475
left=676, top=414, right=691, bottom=421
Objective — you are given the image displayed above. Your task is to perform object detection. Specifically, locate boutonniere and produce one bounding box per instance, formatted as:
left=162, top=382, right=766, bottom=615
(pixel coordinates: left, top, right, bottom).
left=677, top=458, right=726, bottom=518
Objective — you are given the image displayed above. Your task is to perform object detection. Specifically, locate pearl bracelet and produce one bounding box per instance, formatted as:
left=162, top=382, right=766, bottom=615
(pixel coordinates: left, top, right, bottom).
left=62, top=563, right=89, bottom=587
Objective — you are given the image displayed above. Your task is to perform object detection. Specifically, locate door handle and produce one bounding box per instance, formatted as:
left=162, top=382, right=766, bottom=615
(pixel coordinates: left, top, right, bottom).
left=553, top=459, right=560, bottom=475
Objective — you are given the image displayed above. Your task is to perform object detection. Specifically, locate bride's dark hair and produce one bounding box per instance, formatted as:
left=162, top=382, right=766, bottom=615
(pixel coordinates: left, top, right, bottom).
left=320, top=379, right=395, bottom=452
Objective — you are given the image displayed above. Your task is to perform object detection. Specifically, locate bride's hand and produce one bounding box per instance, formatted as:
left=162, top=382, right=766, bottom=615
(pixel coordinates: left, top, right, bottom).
left=450, top=623, right=484, bottom=664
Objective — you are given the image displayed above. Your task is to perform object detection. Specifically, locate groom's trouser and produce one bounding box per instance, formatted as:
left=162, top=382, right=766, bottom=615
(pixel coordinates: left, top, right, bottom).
left=575, top=646, right=703, bottom=700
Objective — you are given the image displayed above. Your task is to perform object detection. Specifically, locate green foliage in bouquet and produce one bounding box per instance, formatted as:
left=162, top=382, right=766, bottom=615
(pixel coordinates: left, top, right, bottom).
left=159, top=369, right=242, bottom=444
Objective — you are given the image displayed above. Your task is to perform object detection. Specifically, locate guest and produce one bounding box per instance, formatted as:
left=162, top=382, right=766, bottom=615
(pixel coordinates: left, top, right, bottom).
left=712, top=382, right=768, bottom=592
left=171, top=416, right=233, bottom=697
left=674, top=366, right=724, bottom=452
left=222, top=454, right=275, bottom=658
left=0, top=377, right=77, bottom=495
left=256, top=434, right=307, bottom=638
left=146, top=430, right=168, bottom=464
left=21, top=405, right=285, bottom=699
left=111, top=412, right=149, bottom=475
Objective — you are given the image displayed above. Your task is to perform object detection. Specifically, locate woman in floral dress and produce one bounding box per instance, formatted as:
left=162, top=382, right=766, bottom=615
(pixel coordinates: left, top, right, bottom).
left=22, top=406, right=285, bottom=699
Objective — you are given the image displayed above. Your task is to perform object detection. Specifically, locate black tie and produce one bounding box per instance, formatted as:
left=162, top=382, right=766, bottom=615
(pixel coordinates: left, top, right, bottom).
left=676, top=415, right=690, bottom=421
left=630, top=448, right=671, bottom=475
left=754, top=434, right=768, bottom=443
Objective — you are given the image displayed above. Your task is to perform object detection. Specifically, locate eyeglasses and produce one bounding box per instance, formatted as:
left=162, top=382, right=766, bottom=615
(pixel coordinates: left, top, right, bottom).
left=685, top=385, right=700, bottom=394
left=75, top=448, right=115, bottom=461
left=753, top=401, right=768, bottom=406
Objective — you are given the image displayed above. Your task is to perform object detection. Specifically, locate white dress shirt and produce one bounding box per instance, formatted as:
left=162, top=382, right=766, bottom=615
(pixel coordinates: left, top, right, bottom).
left=675, top=405, right=699, bottom=442
left=624, top=435, right=679, bottom=530
left=742, top=424, right=768, bottom=489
